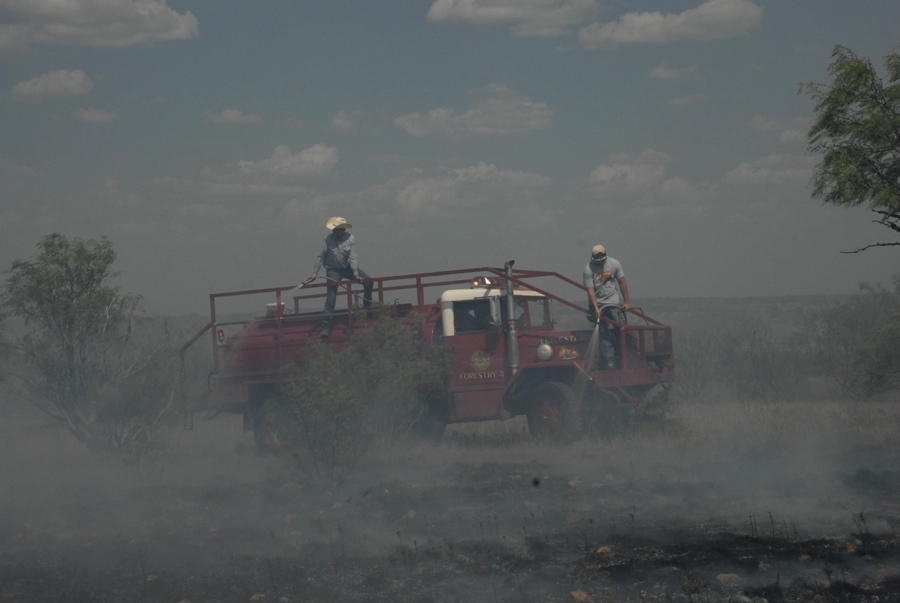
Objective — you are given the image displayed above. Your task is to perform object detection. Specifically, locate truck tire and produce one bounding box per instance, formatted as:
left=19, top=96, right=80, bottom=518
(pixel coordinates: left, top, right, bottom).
left=251, top=395, right=301, bottom=453
left=526, top=382, right=581, bottom=441
left=412, top=390, right=448, bottom=444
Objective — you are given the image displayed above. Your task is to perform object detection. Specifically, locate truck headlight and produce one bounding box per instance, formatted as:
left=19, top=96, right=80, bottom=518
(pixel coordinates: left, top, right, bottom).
left=536, top=343, right=553, bottom=361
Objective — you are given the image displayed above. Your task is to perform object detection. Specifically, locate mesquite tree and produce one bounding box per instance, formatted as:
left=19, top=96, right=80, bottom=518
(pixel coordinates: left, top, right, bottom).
left=804, top=45, right=900, bottom=252
left=1, top=233, right=178, bottom=456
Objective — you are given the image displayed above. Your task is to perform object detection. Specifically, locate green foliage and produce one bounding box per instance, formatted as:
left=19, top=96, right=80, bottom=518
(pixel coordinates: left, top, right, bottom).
left=285, top=307, right=450, bottom=477
left=1, top=233, right=179, bottom=457
left=801, top=282, right=900, bottom=398
left=0, top=321, right=9, bottom=385
left=865, top=313, right=900, bottom=393
left=804, top=45, right=900, bottom=250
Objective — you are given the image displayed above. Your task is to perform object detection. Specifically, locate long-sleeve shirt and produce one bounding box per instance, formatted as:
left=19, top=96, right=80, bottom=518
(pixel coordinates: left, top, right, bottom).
left=312, top=232, right=358, bottom=276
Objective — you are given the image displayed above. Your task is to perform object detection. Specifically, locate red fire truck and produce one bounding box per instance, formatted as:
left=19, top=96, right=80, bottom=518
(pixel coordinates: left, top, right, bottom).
left=180, top=261, right=673, bottom=446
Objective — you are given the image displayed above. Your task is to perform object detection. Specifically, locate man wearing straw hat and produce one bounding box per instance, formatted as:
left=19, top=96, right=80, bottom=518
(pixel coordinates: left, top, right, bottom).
left=583, top=244, right=630, bottom=369
left=307, top=216, right=373, bottom=338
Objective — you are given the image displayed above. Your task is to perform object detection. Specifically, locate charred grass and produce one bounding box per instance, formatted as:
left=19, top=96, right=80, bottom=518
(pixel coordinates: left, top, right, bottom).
left=3, top=394, right=900, bottom=602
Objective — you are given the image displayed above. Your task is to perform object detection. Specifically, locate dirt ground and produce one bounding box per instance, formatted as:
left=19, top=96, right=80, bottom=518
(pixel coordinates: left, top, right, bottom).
left=2, top=394, right=900, bottom=602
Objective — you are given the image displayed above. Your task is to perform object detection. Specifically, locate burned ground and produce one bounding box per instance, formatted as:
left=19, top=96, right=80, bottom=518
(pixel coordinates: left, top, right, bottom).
left=2, top=394, right=900, bottom=602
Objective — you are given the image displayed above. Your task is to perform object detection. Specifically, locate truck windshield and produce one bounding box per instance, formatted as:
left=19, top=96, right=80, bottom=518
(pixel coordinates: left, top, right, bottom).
left=512, top=297, right=550, bottom=327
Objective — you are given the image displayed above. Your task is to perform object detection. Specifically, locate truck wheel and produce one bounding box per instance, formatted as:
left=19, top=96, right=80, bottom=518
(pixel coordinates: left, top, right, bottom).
left=526, top=382, right=581, bottom=441
left=252, top=396, right=300, bottom=453
left=412, top=390, right=448, bottom=444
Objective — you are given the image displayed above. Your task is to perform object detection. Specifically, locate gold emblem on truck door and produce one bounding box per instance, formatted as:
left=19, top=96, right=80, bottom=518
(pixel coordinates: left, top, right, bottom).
left=470, top=350, right=491, bottom=371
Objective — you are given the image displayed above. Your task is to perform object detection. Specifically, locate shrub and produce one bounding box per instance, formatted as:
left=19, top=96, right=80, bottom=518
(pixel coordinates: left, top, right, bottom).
left=1, top=234, right=180, bottom=458
left=285, top=307, right=450, bottom=477
left=801, top=283, right=900, bottom=398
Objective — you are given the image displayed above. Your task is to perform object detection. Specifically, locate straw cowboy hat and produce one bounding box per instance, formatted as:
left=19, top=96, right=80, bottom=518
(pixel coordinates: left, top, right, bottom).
left=326, top=216, right=352, bottom=230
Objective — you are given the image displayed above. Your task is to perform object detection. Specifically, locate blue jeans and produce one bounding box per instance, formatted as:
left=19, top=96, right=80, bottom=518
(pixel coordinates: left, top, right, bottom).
left=588, top=304, right=621, bottom=364
left=322, top=267, right=373, bottom=328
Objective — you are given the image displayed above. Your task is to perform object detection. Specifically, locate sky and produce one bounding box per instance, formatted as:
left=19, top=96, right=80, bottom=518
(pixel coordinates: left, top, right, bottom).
left=1, top=0, right=899, bottom=316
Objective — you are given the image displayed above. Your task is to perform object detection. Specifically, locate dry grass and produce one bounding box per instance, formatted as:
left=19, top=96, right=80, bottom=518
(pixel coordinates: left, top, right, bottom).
left=661, top=387, right=900, bottom=452
left=375, top=389, right=900, bottom=467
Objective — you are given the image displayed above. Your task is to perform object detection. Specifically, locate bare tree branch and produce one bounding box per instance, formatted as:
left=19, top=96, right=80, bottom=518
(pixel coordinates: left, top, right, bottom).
left=840, top=241, right=900, bottom=254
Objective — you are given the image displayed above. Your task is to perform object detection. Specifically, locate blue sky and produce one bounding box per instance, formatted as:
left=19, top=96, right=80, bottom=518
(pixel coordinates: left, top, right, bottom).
left=2, top=0, right=899, bottom=315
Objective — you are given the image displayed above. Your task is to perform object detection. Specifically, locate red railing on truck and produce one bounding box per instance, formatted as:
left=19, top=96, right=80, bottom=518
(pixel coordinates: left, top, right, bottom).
left=179, top=265, right=672, bottom=393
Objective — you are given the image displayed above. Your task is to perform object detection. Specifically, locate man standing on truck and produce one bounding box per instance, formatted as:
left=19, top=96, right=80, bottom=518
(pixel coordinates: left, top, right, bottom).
left=307, top=216, right=373, bottom=338
left=583, top=244, right=631, bottom=369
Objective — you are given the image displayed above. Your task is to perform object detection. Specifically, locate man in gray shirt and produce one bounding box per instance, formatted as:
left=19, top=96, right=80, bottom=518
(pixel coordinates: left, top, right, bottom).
left=583, top=244, right=631, bottom=368
left=307, top=216, right=373, bottom=337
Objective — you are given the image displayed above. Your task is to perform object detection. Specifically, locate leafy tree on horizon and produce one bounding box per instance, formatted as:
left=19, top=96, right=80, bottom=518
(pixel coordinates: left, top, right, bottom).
left=804, top=44, right=900, bottom=252
left=1, top=233, right=179, bottom=457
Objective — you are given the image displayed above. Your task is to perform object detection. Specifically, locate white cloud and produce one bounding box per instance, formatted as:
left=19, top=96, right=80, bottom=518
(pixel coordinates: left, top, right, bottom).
left=779, top=129, right=805, bottom=145
left=723, top=154, right=814, bottom=186
left=396, top=162, right=550, bottom=212
left=397, top=177, right=458, bottom=212
left=395, top=84, right=553, bottom=137
left=578, top=0, right=762, bottom=48
left=649, top=62, right=698, bottom=80
left=238, top=144, right=339, bottom=181
left=750, top=115, right=809, bottom=146
left=87, top=178, right=142, bottom=208
left=0, top=158, right=42, bottom=178
left=426, top=0, right=597, bottom=37
left=666, top=94, right=710, bottom=107
left=280, top=196, right=333, bottom=225
left=656, top=177, right=702, bottom=204
left=395, top=108, right=452, bottom=137
left=0, top=0, right=199, bottom=49
left=332, top=110, right=364, bottom=131
left=630, top=202, right=704, bottom=221
left=588, top=150, right=707, bottom=222
left=206, top=182, right=311, bottom=197
left=504, top=201, right=556, bottom=231
left=152, top=175, right=310, bottom=198
left=77, top=108, right=117, bottom=123
left=587, top=150, right=813, bottom=224
left=203, top=109, right=261, bottom=124
left=750, top=115, right=780, bottom=132
left=12, top=69, right=93, bottom=99
left=453, top=161, right=551, bottom=188
left=589, top=149, right=670, bottom=196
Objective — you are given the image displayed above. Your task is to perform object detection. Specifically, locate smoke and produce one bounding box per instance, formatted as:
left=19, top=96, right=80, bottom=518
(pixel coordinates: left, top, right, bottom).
left=2, top=389, right=899, bottom=599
